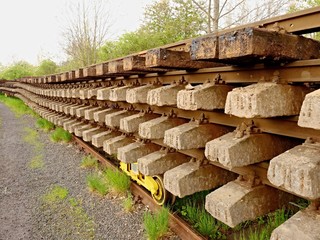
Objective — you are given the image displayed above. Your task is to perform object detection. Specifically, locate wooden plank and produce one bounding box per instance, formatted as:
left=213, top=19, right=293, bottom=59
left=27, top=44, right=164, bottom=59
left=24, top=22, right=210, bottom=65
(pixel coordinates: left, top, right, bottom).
left=218, top=27, right=320, bottom=64
left=145, top=48, right=222, bottom=69
left=123, top=56, right=168, bottom=72
left=83, top=66, right=96, bottom=77
left=61, top=72, right=69, bottom=82
left=96, top=63, right=108, bottom=76
left=190, top=36, right=219, bottom=61
left=108, top=60, right=123, bottom=74
left=75, top=69, right=83, bottom=79
left=69, top=70, right=76, bottom=80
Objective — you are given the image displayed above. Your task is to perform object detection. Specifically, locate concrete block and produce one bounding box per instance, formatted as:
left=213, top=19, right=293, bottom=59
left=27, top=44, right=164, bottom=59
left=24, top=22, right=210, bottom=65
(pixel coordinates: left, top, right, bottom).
left=82, top=127, right=103, bottom=142
left=92, top=131, right=120, bottom=148
left=177, top=83, right=233, bottom=110
left=74, top=124, right=92, bottom=137
left=139, top=116, right=187, bottom=140
left=138, top=150, right=190, bottom=176
left=68, top=122, right=85, bottom=133
left=69, top=104, right=85, bottom=116
left=268, top=141, right=320, bottom=199
left=164, top=122, right=230, bottom=150
left=147, top=84, right=185, bottom=106
left=225, top=83, right=309, bottom=118
left=88, top=86, right=105, bottom=99
left=103, top=135, right=134, bottom=155
left=96, top=86, right=115, bottom=100
left=270, top=209, right=320, bottom=240
left=79, top=88, right=91, bottom=99
left=84, top=107, right=101, bottom=120
left=205, top=132, right=297, bottom=168
left=63, top=119, right=78, bottom=131
left=63, top=104, right=79, bottom=115
left=298, top=89, right=320, bottom=130
left=76, top=106, right=92, bottom=118
left=164, top=162, right=236, bottom=198
left=105, top=110, right=136, bottom=128
left=117, top=142, right=161, bottom=164
left=71, top=88, right=81, bottom=98
left=93, top=108, right=117, bottom=123
left=109, top=86, right=131, bottom=102
left=120, top=112, right=158, bottom=133
left=126, top=84, right=157, bottom=104
left=205, top=180, right=287, bottom=228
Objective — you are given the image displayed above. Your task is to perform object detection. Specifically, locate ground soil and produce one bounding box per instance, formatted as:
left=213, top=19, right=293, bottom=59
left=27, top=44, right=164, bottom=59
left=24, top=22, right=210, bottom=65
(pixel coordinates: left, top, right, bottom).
left=0, top=103, right=147, bottom=240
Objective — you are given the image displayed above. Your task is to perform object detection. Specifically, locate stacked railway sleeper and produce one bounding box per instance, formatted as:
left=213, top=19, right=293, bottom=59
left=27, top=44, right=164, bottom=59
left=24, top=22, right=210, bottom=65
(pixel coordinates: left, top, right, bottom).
left=1, top=6, right=320, bottom=239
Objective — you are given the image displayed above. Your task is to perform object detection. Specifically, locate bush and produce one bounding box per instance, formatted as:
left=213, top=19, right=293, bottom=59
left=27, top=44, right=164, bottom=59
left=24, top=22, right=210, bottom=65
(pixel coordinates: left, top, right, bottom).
left=81, top=155, right=99, bottom=169
left=86, top=173, right=108, bottom=196
left=104, top=168, right=131, bottom=194
left=36, top=118, right=54, bottom=132
left=143, top=207, right=170, bottom=240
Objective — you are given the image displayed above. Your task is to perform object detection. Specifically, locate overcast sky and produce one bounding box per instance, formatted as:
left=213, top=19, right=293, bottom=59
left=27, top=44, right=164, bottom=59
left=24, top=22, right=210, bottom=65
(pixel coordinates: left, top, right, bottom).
left=0, top=0, right=154, bottom=66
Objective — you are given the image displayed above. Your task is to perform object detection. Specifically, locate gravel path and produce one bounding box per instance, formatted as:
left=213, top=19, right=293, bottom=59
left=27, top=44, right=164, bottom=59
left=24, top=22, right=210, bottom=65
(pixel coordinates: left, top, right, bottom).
left=0, top=103, right=146, bottom=240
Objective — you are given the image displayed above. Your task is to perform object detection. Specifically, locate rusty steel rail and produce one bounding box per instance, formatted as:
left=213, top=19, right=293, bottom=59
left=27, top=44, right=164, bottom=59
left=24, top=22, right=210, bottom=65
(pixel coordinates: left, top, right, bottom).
left=73, top=136, right=205, bottom=240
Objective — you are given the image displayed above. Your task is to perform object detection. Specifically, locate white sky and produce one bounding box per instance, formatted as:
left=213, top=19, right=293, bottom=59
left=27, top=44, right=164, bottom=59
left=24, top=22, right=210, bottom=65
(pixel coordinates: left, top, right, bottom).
left=0, top=0, right=155, bottom=66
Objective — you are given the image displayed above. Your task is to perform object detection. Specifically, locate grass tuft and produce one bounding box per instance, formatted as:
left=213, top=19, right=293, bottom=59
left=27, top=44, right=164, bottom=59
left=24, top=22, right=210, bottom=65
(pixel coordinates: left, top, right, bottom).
left=28, top=154, right=44, bottom=169
left=50, top=127, right=72, bottom=143
left=123, top=193, right=134, bottom=212
left=43, top=185, right=69, bottom=203
left=143, top=207, right=170, bottom=240
left=36, top=118, right=54, bottom=132
left=86, top=173, right=108, bottom=196
left=0, top=94, right=36, bottom=117
left=81, top=155, right=98, bottom=169
left=104, top=168, right=131, bottom=195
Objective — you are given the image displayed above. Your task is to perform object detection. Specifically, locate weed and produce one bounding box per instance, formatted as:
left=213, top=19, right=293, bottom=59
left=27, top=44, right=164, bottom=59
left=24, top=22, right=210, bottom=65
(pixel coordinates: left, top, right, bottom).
left=50, top=127, right=72, bottom=143
left=237, top=209, right=292, bottom=240
left=0, top=94, right=36, bottom=117
left=81, top=155, right=98, bottom=169
left=86, top=173, right=108, bottom=196
left=143, top=207, right=169, bottom=240
left=123, top=193, right=134, bottom=212
left=28, top=154, right=44, bottom=169
left=174, top=190, right=228, bottom=239
left=43, top=185, right=69, bottom=203
left=104, top=168, right=131, bottom=195
left=69, top=197, right=82, bottom=207
left=36, top=118, right=54, bottom=132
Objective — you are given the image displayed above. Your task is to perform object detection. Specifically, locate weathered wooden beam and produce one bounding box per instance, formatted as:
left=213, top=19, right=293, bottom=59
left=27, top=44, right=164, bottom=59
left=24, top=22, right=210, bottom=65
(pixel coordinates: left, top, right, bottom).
left=123, top=56, right=168, bottom=72
left=190, top=36, right=219, bottom=61
left=145, top=48, right=222, bottom=69
left=61, top=72, right=69, bottom=82
left=108, top=60, right=123, bottom=74
left=218, top=27, right=320, bottom=64
left=75, top=69, right=83, bottom=79
left=83, top=66, right=96, bottom=77
left=68, top=70, right=75, bottom=80
left=96, top=63, right=108, bottom=76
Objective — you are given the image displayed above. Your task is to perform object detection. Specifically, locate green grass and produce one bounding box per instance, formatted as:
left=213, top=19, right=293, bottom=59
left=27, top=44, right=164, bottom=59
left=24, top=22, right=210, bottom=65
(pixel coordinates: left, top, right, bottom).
left=86, top=173, right=109, bottom=196
left=173, top=190, right=229, bottom=239
left=81, top=155, right=98, bottom=169
left=237, top=209, right=292, bottom=240
left=0, top=94, right=35, bottom=117
left=143, top=207, right=170, bottom=240
left=36, top=118, right=54, bottom=132
left=28, top=154, right=44, bottom=169
left=123, top=193, right=134, bottom=212
left=104, top=168, right=131, bottom=194
left=43, top=185, right=69, bottom=203
left=50, top=127, right=72, bottom=143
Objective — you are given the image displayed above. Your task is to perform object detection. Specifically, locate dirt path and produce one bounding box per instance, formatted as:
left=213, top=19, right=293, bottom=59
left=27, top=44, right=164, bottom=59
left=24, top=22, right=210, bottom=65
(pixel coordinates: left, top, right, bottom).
left=0, top=103, right=145, bottom=240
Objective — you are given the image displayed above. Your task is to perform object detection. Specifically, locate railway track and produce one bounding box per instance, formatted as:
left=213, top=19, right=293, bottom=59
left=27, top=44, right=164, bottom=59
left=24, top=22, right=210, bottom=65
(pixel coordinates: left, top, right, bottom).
left=1, top=6, right=320, bottom=240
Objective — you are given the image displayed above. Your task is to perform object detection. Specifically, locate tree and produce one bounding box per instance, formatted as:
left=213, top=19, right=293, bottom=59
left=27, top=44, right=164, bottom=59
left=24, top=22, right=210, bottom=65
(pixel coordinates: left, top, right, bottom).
left=35, top=59, right=58, bottom=76
left=62, top=0, right=110, bottom=68
left=0, top=61, right=35, bottom=80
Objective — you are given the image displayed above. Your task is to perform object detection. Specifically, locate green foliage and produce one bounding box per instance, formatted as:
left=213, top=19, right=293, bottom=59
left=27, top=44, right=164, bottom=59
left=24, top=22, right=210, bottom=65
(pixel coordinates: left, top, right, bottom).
left=36, top=118, right=55, bottom=132
left=35, top=59, right=58, bottom=76
left=50, top=127, right=72, bottom=143
left=104, top=168, right=131, bottom=194
left=238, top=209, right=292, bottom=240
left=86, top=173, right=109, bottom=196
left=0, top=94, right=35, bottom=117
left=81, top=154, right=99, bottom=169
left=143, top=207, right=170, bottom=240
left=123, top=193, right=134, bottom=212
left=43, top=185, right=69, bottom=203
left=0, top=61, right=35, bottom=80
left=174, top=190, right=228, bottom=239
